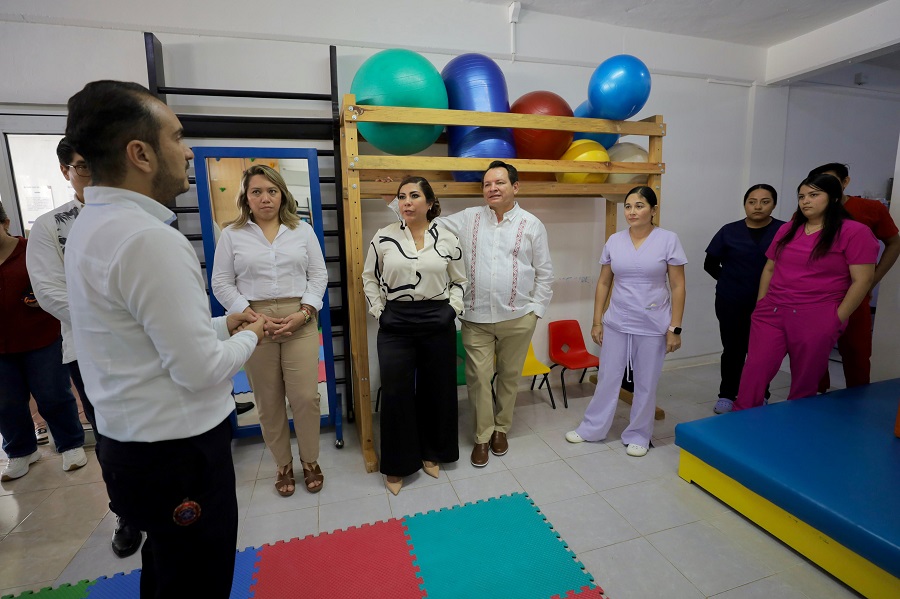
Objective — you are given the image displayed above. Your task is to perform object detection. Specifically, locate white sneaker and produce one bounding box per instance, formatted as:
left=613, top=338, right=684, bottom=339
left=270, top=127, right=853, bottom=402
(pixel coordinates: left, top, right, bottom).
left=1, top=450, right=41, bottom=481
left=62, top=447, right=88, bottom=472
left=626, top=443, right=648, bottom=457
left=565, top=431, right=585, bottom=444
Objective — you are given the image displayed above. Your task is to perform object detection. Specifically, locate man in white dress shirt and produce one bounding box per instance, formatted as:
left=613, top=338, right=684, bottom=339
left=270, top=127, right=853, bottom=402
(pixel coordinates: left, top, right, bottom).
left=387, top=161, right=553, bottom=467
left=63, top=80, right=265, bottom=598
left=26, top=138, right=142, bottom=558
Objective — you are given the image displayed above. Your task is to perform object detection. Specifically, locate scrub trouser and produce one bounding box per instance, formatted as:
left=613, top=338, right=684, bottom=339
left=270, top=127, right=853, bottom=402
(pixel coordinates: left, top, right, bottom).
left=575, top=327, right=666, bottom=448
left=819, top=294, right=872, bottom=391
left=245, top=298, right=321, bottom=468
left=462, top=312, right=538, bottom=444
left=99, top=417, right=237, bottom=599
left=377, top=300, right=459, bottom=477
left=735, top=298, right=845, bottom=410
left=715, top=296, right=756, bottom=401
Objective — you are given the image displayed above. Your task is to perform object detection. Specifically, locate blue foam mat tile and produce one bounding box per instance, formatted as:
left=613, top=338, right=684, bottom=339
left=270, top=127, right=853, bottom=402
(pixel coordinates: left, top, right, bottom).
left=233, top=370, right=251, bottom=395
left=84, top=570, right=140, bottom=598
left=231, top=546, right=262, bottom=599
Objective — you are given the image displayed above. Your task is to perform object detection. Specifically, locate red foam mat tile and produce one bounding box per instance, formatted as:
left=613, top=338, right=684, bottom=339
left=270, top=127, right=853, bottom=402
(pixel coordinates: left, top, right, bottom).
left=550, top=585, right=609, bottom=599
left=249, top=519, right=425, bottom=598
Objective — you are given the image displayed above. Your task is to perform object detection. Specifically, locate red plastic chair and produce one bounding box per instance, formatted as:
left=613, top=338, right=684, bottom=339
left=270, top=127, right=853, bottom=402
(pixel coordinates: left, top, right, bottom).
left=547, top=320, right=599, bottom=408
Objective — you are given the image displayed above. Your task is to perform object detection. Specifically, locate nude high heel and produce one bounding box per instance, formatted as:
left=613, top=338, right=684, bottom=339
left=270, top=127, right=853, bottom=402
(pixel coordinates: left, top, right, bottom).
left=422, top=461, right=440, bottom=478
left=386, top=475, right=403, bottom=496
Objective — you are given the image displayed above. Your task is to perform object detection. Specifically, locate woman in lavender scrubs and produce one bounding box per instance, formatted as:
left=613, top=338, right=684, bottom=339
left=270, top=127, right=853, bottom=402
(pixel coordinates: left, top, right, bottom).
left=566, top=186, right=687, bottom=456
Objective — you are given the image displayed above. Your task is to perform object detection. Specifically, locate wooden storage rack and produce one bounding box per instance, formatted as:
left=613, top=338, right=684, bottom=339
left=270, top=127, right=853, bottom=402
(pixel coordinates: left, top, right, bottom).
left=339, top=93, right=666, bottom=471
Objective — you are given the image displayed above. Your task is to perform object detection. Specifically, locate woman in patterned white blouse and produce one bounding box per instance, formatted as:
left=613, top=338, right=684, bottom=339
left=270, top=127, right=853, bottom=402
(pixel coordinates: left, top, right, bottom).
left=362, top=176, right=467, bottom=495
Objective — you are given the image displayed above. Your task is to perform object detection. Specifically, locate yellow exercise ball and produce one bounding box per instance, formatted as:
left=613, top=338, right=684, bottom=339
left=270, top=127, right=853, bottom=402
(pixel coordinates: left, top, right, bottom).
left=604, top=141, right=650, bottom=202
left=555, top=139, right=610, bottom=184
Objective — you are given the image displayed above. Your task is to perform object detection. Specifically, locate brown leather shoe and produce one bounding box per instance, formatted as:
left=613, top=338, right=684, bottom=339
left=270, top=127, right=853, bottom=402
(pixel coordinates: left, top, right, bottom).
left=490, top=431, right=509, bottom=456
left=471, top=443, right=490, bottom=467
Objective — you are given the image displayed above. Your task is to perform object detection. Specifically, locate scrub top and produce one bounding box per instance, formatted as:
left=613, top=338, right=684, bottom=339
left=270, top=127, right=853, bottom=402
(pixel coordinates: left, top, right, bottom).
left=601, top=227, right=687, bottom=336
left=705, top=218, right=784, bottom=302
left=765, top=220, right=878, bottom=306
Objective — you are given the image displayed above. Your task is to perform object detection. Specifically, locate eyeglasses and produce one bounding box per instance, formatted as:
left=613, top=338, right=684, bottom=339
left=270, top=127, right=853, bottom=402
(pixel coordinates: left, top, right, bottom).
left=66, top=163, right=91, bottom=178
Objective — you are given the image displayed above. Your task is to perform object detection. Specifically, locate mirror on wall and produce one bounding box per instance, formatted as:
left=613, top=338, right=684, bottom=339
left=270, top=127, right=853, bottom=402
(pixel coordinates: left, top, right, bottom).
left=193, top=147, right=341, bottom=445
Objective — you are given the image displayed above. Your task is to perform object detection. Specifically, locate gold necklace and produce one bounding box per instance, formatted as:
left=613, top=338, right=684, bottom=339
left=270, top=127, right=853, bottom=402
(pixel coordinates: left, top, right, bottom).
left=805, top=223, right=823, bottom=235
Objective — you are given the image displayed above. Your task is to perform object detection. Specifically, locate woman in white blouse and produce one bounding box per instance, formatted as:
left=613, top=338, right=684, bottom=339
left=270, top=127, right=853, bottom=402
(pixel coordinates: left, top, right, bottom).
left=212, top=165, right=328, bottom=497
left=362, top=176, right=467, bottom=495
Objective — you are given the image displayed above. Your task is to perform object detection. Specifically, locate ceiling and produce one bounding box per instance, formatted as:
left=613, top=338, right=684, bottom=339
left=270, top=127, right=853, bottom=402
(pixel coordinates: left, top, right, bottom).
left=467, top=0, right=888, bottom=47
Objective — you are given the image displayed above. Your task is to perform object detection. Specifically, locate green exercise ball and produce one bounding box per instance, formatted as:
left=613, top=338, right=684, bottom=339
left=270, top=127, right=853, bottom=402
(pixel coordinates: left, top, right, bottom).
left=350, top=49, right=448, bottom=155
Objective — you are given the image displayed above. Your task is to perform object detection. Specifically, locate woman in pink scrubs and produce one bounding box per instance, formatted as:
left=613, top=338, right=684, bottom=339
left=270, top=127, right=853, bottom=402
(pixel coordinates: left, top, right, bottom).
left=734, top=174, right=878, bottom=410
left=566, top=186, right=687, bottom=457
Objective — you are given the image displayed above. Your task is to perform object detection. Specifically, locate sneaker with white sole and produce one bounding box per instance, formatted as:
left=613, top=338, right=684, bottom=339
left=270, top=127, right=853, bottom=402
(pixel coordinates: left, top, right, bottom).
left=565, top=431, right=585, bottom=443
left=1, top=450, right=41, bottom=481
left=35, top=427, right=49, bottom=445
left=62, top=447, right=87, bottom=472
left=713, top=398, right=734, bottom=414
left=625, top=443, right=648, bottom=457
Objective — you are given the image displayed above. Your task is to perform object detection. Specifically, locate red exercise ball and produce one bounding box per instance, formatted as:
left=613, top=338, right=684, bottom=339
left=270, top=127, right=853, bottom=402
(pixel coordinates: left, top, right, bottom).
left=510, top=91, right=574, bottom=161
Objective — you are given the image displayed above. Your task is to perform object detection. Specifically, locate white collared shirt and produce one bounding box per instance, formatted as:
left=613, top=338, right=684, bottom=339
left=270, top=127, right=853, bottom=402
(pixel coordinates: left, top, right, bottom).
left=210, top=220, right=327, bottom=314
left=362, top=221, right=467, bottom=319
left=392, top=200, right=553, bottom=323
left=26, top=198, right=83, bottom=363
left=65, top=187, right=258, bottom=443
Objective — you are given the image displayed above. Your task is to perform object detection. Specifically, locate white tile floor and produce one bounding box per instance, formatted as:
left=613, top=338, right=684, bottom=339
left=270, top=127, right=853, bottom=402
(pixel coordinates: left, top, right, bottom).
left=0, top=361, right=862, bottom=598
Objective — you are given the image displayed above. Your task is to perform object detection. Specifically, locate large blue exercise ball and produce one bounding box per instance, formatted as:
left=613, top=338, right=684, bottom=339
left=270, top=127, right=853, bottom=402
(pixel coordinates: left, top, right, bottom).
left=442, top=53, right=516, bottom=181
left=350, top=49, right=448, bottom=155
left=572, top=100, right=620, bottom=149
left=587, top=55, right=651, bottom=121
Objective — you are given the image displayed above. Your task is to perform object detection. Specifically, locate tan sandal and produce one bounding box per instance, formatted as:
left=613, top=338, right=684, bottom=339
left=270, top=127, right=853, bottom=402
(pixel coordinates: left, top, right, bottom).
left=302, top=461, right=324, bottom=494
left=276, top=464, right=295, bottom=497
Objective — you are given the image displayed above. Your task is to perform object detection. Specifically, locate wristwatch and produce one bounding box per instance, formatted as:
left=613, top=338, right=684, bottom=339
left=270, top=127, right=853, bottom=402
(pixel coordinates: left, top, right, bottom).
left=668, top=326, right=682, bottom=335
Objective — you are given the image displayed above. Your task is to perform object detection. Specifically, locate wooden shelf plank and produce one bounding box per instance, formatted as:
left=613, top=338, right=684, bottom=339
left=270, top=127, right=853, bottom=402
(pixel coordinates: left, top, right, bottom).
left=345, top=104, right=666, bottom=137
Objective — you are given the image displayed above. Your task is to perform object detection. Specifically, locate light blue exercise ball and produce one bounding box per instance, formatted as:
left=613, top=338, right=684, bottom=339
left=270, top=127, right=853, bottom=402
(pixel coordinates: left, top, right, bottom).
left=587, top=55, right=651, bottom=121
left=572, top=100, right=620, bottom=149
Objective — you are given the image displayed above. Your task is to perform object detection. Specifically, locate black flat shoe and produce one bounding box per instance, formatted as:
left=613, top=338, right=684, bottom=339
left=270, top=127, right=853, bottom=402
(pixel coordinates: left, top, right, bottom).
left=235, top=401, right=255, bottom=415
left=111, top=516, right=142, bottom=558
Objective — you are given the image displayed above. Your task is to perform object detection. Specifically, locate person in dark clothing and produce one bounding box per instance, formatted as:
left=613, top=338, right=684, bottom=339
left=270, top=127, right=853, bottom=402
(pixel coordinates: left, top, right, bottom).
left=704, top=184, right=784, bottom=413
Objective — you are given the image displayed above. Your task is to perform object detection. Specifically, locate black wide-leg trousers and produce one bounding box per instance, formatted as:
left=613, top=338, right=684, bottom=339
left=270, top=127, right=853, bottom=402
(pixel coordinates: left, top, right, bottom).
left=378, top=300, right=460, bottom=477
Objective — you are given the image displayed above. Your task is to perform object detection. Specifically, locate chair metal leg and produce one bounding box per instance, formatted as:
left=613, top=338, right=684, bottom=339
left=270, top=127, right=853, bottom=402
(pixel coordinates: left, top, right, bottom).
left=579, top=368, right=587, bottom=384
left=542, top=374, right=556, bottom=409
left=560, top=367, right=569, bottom=409
left=530, top=375, right=537, bottom=390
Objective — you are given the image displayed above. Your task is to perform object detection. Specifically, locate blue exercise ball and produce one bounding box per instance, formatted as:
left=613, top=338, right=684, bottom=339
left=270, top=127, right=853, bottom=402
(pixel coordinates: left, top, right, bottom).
left=587, top=55, right=651, bottom=121
left=450, top=127, right=517, bottom=182
left=572, top=100, right=620, bottom=149
left=350, top=49, right=448, bottom=155
left=442, top=53, right=516, bottom=181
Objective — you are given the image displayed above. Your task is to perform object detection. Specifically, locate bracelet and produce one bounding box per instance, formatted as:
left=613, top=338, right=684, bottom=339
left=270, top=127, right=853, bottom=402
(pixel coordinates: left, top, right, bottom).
left=299, top=307, right=311, bottom=324
left=592, top=323, right=603, bottom=326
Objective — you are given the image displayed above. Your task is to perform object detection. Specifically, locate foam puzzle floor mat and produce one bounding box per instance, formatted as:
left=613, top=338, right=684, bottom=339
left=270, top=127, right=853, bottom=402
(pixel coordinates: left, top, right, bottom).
left=2, top=493, right=607, bottom=599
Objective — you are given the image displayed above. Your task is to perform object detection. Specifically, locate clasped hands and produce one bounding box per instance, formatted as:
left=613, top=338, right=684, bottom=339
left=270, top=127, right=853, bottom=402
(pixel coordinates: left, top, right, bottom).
left=228, top=306, right=316, bottom=341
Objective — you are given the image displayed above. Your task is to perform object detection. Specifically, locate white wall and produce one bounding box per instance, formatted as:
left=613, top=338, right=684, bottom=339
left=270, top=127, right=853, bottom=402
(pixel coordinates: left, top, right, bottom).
left=766, top=0, right=900, bottom=84
left=871, top=135, right=900, bottom=382
left=780, top=85, right=900, bottom=215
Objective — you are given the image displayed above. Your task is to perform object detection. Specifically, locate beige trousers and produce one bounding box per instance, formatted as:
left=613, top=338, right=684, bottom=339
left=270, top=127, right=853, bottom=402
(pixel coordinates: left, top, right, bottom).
left=462, top=312, right=538, bottom=443
left=244, top=298, right=320, bottom=468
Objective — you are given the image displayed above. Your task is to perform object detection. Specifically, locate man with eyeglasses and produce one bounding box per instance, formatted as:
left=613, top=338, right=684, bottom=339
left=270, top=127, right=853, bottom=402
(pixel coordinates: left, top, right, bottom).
left=26, top=138, right=143, bottom=558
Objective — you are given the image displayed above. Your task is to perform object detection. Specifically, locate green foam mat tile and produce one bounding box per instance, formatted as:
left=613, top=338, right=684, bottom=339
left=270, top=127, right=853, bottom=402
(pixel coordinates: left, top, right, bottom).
left=1, top=580, right=93, bottom=599
left=403, top=493, right=596, bottom=599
